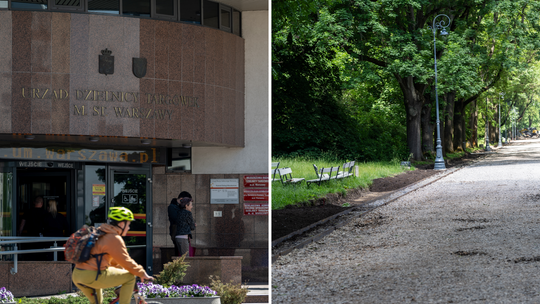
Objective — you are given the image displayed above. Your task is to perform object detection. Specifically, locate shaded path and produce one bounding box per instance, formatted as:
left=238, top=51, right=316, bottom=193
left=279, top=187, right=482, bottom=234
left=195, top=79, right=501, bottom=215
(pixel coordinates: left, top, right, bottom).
left=272, top=139, right=540, bottom=303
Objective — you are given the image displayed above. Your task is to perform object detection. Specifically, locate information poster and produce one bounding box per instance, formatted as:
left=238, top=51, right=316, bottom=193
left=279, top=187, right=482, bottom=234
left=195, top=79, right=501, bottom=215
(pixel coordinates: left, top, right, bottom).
left=210, top=179, right=239, bottom=204
left=92, top=196, right=100, bottom=207
left=92, top=184, right=105, bottom=195
left=244, top=203, right=268, bottom=215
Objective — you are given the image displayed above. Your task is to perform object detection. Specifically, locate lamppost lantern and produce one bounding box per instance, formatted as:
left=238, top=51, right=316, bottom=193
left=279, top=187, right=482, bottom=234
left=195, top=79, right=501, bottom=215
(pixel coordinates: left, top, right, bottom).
left=431, top=14, right=451, bottom=170
left=498, top=92, right=504, bottom=147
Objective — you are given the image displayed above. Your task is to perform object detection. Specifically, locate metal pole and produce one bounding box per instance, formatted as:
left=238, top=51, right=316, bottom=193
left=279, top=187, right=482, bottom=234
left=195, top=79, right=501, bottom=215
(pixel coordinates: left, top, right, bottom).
left=486, top=98, right=490, bottom=151
left=498, top=93, right=504, bottom=147
left=432, top=14, right=450, bottom=170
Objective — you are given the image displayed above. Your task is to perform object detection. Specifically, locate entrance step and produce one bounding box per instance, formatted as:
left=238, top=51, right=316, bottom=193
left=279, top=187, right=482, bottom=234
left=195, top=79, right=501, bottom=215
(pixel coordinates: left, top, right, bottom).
left=244, top=282, right=268, bottom=303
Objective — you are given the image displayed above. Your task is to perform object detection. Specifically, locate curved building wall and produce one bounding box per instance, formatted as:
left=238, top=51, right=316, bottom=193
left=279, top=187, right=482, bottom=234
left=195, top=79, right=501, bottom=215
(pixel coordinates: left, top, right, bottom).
left=0, top=10, right=244, bottom=147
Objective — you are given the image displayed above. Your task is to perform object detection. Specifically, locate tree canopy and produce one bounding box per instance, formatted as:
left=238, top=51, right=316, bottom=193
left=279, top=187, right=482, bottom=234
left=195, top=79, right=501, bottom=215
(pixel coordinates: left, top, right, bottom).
left=273, top=0, right=540, bottom=161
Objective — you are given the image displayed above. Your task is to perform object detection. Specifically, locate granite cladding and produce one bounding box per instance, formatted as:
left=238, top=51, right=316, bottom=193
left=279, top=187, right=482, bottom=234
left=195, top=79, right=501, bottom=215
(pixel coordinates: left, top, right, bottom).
left=6, top=11, right=243, bottom=146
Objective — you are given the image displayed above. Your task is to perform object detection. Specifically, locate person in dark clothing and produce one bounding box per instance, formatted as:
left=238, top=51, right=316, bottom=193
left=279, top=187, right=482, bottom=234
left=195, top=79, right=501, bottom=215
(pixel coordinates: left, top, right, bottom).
left=18, top=196, right=47, bottom=260
left=43, top=199, right=69, bottom=260
left=174, top=197, right=196, bottom=257
left=44, top=199, right=68, bottom=237
left=18, top=196, right=47, bottom=237
left=168, top=191, right=192, bottom=256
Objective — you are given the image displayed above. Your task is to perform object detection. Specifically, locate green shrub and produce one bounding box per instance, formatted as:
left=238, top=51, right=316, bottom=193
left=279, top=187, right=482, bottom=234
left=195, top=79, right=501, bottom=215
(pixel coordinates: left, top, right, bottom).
left=209, top=276, right=248, bottom=304
left=154, top=252, right=190, bottom=286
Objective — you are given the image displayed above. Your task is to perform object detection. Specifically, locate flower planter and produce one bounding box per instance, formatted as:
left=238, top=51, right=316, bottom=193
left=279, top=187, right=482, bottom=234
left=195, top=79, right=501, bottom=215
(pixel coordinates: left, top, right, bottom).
left=131, top=296, right=221, bottom=304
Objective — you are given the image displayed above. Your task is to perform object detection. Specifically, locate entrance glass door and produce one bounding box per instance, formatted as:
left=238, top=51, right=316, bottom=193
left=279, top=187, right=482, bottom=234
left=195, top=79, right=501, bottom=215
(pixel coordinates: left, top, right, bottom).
left=108, top=168, right=153, bottom=274
left=0, top=163, right=14, bottom=237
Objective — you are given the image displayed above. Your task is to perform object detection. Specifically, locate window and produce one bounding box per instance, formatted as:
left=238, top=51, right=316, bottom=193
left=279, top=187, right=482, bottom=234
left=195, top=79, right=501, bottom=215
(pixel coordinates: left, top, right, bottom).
left=88, top=0, right=119, bottom=14
left=155, top=0, right=174, bottom=15
left=11, top=0, right=47, bottom=10
left=202, top=0, right=218, bottom=29
left=51, top=0, right=83, bottom=11
left=5, top=0, right=242, bottom=37
left=220, top=4, right=230, bottom=32
left=179, top=0, right=200, bottom=24
left=123, top=0, right=150, bottom=17
left=232, top=9, right=240, bottom=36
left=167, top=147, right=191, bottom=172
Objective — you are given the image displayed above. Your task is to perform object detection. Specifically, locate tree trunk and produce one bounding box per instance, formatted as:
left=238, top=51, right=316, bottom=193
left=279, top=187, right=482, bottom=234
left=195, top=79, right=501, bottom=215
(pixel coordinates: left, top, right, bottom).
left=453, top=98, right=465, bottom=151
left=443, top=91, right=455, bottom=153
left=489, top=120, right=496, bottom=143
left=421, top=102, right=434, bottom=156
left=396, top=75, right=427, bottom=160
left=470, top=100, right=478, bottom=147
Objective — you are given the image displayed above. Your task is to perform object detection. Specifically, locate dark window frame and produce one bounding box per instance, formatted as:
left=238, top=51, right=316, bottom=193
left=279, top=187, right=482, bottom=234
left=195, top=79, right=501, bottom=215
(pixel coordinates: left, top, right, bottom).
left=2, top=0, right=242, bottom=37
left=153, top=0, right=176, bottom=20
left=50, top=0, right=84, bottom=12
left=219, top=3, right=231, bottom=33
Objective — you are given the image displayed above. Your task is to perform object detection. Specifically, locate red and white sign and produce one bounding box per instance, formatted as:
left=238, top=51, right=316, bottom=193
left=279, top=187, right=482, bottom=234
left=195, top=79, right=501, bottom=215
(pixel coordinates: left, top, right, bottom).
left=244, top=203, right=268, bottom=215
left=243, top=175, right=269, bottom=187
left=243, top=189, right=268, bottom=201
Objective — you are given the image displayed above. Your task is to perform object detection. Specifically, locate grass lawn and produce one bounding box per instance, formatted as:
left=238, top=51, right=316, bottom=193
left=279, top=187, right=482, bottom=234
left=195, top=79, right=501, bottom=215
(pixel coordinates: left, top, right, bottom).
left=272, top=157, right=411, bottom=210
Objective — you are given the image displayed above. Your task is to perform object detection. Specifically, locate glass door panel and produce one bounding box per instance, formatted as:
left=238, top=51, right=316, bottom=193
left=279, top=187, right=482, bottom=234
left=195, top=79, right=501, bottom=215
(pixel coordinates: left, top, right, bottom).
left=0, top=163, right=14, bottom=261
left=110, top=170, right=152, bottom=273
left=84, top=165, right=107, bottom=226
left=0, top=169, right=13, bottom=236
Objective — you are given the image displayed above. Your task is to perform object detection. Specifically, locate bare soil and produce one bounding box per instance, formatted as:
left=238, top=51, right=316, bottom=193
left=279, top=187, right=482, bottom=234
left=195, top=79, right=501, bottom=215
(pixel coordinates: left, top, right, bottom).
left=272, top=152, right=486, bottom=241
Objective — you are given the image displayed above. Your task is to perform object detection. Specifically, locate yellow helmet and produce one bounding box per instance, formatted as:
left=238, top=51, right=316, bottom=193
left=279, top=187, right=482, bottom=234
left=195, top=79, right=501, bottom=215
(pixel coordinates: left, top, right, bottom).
left=108, top=207, right=134, bottom=222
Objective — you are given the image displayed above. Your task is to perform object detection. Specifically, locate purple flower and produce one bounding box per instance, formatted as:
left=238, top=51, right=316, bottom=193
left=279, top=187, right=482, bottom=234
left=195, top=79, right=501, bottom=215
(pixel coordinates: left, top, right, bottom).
left=0, top=287, right=14, bottom=303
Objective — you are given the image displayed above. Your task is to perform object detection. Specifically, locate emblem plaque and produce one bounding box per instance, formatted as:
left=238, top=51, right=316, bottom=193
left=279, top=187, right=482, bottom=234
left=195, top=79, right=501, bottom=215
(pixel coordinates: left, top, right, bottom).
left=132, top=57, right=147, bottom=78
left=99, top=48, right=114, bottom=75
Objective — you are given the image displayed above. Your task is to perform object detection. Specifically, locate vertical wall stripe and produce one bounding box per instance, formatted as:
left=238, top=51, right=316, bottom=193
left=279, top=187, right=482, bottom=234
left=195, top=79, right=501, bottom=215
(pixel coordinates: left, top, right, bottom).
left=0, top=11, right=12, bottom=133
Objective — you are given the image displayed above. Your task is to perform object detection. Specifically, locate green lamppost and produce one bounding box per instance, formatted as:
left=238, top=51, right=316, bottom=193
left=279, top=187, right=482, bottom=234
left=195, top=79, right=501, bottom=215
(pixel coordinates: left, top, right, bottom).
left=431, top=14, right=451, bottom=170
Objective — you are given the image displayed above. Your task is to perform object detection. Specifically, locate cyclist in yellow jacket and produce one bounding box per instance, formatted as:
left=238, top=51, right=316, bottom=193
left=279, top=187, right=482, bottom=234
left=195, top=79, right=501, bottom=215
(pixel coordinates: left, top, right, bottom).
left=72, top=207, right=153, bottom=304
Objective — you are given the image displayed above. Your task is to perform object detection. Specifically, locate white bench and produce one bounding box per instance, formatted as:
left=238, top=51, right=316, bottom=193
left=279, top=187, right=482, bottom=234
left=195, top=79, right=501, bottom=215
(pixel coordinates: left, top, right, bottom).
left=337, top=161, right=355, bottom=179
left=277, top=167, right=305, bottom=185
left=306, top=166, right=340, bottom=187
left=271, top=162, right=280, bottom=182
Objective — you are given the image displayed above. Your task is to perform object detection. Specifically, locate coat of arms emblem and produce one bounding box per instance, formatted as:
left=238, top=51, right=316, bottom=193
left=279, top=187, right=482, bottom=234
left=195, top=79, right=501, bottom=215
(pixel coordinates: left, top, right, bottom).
left=99, top=48, right=114, bottom=75
left=132, top=57, right=147, bottom=78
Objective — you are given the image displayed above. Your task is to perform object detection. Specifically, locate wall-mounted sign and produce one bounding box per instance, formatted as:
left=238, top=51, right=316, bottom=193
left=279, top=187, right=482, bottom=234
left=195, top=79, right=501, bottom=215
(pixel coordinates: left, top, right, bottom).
left=92, top=184, right=105, bottom=195
left=15, top=160, right=77, bottom=169
left=243, top=175, right=269, bottom=188
left=0, top=147, right=164, bottom=164
left=210, top=179, right=239, bottom=204
left=244, top=203, right=268, bottom=216
left=243, top=189, right=268, bottom=201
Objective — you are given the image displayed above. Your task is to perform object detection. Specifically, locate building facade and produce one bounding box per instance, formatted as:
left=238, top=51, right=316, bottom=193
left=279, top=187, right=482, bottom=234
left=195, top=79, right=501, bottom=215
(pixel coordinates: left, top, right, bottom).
left=0, top=0, right=268, bottom=283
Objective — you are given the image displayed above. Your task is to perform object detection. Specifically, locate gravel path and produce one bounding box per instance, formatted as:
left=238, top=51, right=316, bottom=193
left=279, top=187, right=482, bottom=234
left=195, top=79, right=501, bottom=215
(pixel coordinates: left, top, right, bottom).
left=272, top=139, right=540, bottom=304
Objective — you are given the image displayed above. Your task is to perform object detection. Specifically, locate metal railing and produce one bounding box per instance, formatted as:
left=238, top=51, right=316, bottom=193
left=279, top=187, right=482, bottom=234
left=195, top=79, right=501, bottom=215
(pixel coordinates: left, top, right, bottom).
left=0, top=236, right=68, bottom=274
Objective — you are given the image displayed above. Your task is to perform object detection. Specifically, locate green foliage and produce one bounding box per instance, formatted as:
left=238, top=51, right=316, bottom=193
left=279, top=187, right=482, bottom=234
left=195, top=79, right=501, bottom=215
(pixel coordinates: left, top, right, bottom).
left=273, top=0, right=540, bottom=159
left=209, top=276, right=248, bottom=304
left=272, top=157, right=409, bottom=209
left=15, top=287, right=118, bottom=304
left=154, top=252, right=190, bottom=287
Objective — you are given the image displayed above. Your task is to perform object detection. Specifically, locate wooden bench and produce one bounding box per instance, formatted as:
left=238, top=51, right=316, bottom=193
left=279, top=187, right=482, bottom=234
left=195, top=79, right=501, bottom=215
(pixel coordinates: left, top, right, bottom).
left=278, top=167, right=305, bottom=185
left=271, top=162, right=280, bottom=182
left=306, top=166, right=340, bottom=187
left=337, top=161, right=355, bottom=179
